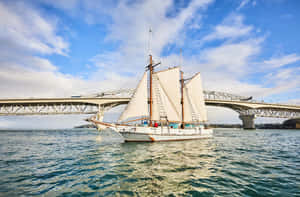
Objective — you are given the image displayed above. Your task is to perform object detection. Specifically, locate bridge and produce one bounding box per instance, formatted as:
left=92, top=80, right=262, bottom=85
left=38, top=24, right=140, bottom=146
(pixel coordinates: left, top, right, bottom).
left=0, top=90, right=299, bottom=129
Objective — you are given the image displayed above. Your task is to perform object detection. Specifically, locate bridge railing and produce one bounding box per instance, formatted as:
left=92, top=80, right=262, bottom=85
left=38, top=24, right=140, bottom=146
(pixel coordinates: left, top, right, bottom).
left=84, top=89, right=257, bottom=102
left=203, top=90, right=254, bottom=102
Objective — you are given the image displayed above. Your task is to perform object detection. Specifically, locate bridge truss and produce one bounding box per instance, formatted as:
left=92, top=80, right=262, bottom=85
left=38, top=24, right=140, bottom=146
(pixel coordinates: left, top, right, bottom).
left=0, top=103, right=98, bottom=116
left=238, top=109, right=300, bottom=119
left=0, top=89, right=299, bottom=121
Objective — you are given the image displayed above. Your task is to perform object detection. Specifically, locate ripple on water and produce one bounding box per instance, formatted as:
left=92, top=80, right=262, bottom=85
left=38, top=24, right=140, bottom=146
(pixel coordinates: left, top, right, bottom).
left=0, top=129, right=299, bottom=196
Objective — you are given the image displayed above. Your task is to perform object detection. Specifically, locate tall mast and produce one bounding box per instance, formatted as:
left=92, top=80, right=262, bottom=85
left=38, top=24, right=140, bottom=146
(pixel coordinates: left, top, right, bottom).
left=149, top=54, right=153, bottom=126
left=180, top=71, right=185, bottom=129
left=180, top=49, right=185, bottom=129
left=148, top=28, right=153, bottom=126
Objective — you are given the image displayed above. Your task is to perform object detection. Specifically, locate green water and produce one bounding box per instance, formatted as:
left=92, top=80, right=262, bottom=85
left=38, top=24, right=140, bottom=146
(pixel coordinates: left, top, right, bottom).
left=0, top=129, right=299, bottom=196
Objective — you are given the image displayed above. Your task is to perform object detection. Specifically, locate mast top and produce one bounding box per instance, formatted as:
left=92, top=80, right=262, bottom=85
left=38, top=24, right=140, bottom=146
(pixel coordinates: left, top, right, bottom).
left=148, top=28, right=153, bottom=55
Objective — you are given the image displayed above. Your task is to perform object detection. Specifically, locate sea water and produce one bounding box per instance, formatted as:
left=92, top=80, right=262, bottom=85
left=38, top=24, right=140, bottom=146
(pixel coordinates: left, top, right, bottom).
left=0, top=129, right=299, bottom=196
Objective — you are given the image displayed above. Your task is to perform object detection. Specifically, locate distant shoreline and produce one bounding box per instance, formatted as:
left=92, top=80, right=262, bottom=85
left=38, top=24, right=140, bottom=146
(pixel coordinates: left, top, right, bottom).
left=74, top=123, right=299, bottom=129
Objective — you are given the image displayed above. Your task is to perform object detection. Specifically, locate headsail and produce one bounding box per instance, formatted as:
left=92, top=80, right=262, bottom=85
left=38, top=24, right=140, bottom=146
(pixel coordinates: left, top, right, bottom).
left=183, top=73, right=207, bottom=123
left=152, top=67, right=181, bottom=122
left=118, top=72, right=148, bottom=122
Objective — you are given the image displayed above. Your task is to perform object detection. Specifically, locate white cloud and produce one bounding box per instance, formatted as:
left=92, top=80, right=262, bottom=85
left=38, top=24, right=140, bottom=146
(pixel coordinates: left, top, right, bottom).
left=85, top=0, right=215, bottom=92
left=237, top=0, right=251, bottom=10
left=98, top=0, right=213, bottom=69
left=263, top=53, right=300, bottom=68
left=0, top=61, right=140, bottom=98
left=0, top=1, right=68, bottom=55
left=199, top=38, right=262, bottom=74
left=202, top=14, right=253, bottom=42
left=0, top=1, right=136, bottom=99
left=0, top=1, right=78, bottom=99
left=263, top=67, right=300, bottom=96
left=159, top=43, right=269, bottom=99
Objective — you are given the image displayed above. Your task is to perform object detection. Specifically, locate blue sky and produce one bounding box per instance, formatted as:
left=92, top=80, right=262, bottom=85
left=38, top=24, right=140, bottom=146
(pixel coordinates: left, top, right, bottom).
left=0, top=0, right=299, bottom=128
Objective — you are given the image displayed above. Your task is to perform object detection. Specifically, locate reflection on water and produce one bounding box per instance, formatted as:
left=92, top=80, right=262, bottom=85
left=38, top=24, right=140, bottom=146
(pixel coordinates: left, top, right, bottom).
left=0, top=129, right=299, bottom=196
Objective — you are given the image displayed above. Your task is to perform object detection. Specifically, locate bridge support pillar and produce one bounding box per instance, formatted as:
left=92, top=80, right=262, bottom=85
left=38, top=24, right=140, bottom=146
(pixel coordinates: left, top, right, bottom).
left=96, top=105, right=104, bottom=121
left=239, top=115, right=256, bottom=129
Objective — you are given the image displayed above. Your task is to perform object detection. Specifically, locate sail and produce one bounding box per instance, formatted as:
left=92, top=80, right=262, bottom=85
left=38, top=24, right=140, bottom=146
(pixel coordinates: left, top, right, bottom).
left=152, top=67, right=181, bottom=122
left=183, top=72, right=207, bottom=123
left=118, top=72, right=148, bottom=122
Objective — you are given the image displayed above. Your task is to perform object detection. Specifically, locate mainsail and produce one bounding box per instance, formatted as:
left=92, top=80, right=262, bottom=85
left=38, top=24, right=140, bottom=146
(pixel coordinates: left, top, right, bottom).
left=118, top=72, right=148, bottom=122
left=152, top=67, right=181, bottom=122
left=183, top=73, right=207, bottom=123
left=118, top=65, right=207, bottom=124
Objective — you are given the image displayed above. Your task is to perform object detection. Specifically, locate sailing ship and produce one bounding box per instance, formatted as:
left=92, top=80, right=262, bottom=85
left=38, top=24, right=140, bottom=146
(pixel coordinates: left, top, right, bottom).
left=91, top=54, right=213, bottom=142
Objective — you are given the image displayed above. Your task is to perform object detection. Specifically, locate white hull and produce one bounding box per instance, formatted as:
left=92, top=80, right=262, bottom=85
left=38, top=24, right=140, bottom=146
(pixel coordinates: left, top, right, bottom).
left=112, top=125, right=213, bottom=142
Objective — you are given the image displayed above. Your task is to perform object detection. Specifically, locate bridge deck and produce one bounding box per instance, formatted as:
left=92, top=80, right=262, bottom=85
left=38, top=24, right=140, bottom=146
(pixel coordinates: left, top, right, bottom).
left=0, top=97, right=299, bottom=118
left=0, top=97, right=299, bottom=109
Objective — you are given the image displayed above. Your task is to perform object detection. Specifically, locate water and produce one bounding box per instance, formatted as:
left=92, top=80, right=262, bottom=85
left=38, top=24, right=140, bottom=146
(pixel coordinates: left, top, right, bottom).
left=0, top=129, right=299, bottom=196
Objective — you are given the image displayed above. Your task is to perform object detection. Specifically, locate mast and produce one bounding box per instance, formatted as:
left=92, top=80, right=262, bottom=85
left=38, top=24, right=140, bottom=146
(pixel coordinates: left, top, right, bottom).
left=180, top=71, right=185, bottom=129
left=180, top=49, right=185, bottom=129
left=149, top=54, right=153, bottom=126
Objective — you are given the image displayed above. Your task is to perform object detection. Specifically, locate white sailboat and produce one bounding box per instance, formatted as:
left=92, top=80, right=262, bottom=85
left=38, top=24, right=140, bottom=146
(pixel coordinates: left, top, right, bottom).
left=91, top=55, right=213, bottom=142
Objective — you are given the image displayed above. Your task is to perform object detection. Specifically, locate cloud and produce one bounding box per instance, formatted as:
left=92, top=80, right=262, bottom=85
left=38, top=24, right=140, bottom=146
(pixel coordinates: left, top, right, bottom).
left=0, top=0, right=216, bottom=98
left=256, top=54, right=300, bottom=98
left=158, top=10, right=298, bottom=102
left=237, top=0, right=251, bottom=10
left=199, top=38, right=262, bottom=75
left=0, top=1, right=68, bottom=55
left=159, top=41, right=269, bottom=98
left=101, top=0, right=213, bottom=64
left=0, top=1, right=76, bottom=99
left=202, top=14, right=253, bottom=42
left=0, top=1, right=135, bottom=99
left=263, top=53, right=300, bottom=68
left=86, top=0, right=215, bottom=86
left=263, top=67, right=300, bottom=96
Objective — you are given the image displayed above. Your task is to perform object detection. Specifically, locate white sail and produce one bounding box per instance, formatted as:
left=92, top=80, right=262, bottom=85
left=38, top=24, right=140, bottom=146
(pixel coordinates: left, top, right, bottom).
left=183, top=72, right=207, bottom=123
left=118, top=72, right=148, bottom=122
left=155, top=67, right=181, bottom=116
left=152, top=68, right=181, bottom=122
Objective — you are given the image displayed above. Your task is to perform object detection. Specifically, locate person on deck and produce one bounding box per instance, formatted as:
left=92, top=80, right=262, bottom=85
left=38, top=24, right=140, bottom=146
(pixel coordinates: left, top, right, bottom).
left=154, top=122, right=158, bottom=127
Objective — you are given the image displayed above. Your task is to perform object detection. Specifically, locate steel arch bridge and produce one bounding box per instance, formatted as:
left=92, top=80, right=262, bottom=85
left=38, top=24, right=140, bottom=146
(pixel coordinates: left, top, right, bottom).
left=0, top=89, right=299, bottom=129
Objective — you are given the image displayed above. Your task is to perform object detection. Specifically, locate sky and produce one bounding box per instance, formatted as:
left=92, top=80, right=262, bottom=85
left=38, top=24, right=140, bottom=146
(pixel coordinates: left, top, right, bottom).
left=0, top=0, right=299, bottom=129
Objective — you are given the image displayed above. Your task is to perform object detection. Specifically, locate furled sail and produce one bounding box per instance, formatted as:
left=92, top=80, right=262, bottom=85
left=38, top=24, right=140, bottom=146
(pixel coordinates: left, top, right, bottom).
left=152, top=67, right=181, bottom=122
left=118, top=72, right=148, bottom=122
left=183, top=73, right=207, bottom=123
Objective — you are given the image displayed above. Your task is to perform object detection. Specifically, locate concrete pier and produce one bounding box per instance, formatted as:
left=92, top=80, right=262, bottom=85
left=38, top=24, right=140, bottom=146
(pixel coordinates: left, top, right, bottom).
left=239, top=115, right=256, bottom=129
